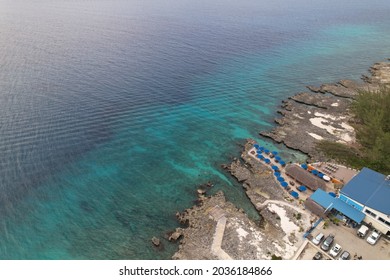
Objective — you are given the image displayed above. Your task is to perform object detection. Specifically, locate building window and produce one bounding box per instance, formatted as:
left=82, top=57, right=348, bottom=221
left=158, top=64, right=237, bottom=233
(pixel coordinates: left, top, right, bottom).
left=365, top=209, right=377, bottom=218
left=378, top=217, right=390, bottom=227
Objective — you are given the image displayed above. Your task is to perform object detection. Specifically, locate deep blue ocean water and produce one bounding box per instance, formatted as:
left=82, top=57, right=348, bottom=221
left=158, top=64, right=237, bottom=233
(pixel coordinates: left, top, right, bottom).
left=0, top=0, right=390, bottom=259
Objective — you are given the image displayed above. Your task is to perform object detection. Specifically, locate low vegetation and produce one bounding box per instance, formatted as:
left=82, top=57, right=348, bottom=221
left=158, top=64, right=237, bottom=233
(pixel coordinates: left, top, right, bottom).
left=317, top=86, right=390, bottom=174
left=271, top=254, right=282, bottom=260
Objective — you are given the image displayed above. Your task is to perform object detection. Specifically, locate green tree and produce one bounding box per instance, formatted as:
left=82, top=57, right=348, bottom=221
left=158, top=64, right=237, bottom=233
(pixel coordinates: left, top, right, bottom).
left=317, top=86, right=390, bottom=174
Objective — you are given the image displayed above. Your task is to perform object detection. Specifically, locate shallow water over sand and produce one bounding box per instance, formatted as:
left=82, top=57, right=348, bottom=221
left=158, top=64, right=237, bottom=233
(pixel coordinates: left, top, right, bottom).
left=0, top=0, right=390, bottom=259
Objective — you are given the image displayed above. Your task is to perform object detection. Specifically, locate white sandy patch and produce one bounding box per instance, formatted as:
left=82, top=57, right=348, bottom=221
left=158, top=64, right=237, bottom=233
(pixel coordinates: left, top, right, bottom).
left=331, top=102, right=339, bottom=107
left=267, top=204, right=299, bottom=237
left=307, top=132, right=324, bottom=140
left=236, top=227, right=249, bottom=240
left=339, top=133, right=353, bottom=142
left=294, top=114, right=304, bottom=119
left=314, top=112, right=346, bottom=121
left=341, top=122, right=354, bottom=131
left=309, top=118, right=354, bottom=142
left=307, top=111, right=311, bottom=114
left=309, top=117, right=336, bottom=134
left=272, top=242, right=284, bottom=253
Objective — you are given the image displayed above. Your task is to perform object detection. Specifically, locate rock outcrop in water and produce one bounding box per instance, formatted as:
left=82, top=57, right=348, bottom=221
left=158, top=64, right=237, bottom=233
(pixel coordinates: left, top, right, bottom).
left=259, top=60, right=390, bottom=161
left=169, top=59, right=390, bottom=260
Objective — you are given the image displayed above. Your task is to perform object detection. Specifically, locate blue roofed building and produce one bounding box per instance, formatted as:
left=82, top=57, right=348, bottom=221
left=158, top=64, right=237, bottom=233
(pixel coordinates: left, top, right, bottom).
left=307, top=189, right=366, bottom=224
left=339, top=167, right=390, bottom=236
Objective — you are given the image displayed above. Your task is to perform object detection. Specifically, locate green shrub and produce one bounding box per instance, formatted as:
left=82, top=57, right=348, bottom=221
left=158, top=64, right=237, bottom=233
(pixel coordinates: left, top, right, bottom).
left=317, top=86, right=390, bottom=174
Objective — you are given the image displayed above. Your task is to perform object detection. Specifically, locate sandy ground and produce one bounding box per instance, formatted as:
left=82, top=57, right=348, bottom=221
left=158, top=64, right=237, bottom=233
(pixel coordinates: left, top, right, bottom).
left=309, top=112, right=355, bottom=143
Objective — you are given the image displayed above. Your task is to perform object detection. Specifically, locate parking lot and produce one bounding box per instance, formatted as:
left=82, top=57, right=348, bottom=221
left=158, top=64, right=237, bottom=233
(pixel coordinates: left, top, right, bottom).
left=297, top=220, right=390, bottom=260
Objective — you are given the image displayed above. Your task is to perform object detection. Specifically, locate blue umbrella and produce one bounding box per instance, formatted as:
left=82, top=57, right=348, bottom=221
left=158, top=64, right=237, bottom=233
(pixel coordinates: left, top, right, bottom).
left=279, top=161, right=286, bottom=166
left=281, top=181, right=288, bottom=188
left=264, top=158, right=271, bottom=164
left=271, top=165, right=279, bottom=171
left=272, top=151, right=278, bottom=155
left=277, top=176, right=285, bottom=182
left=257, top=155, right=262, bottom=159
left=290, top=191, right=299, bottom=199
left=264, top=149, right=270, bottom=154
left=254, top=144, right=260, bottom=149
left=257, top=149, right=263, bottom=154
left=317, top=173, right=324, bottom=178
left=274, top=172, right=281, bottom=177
left=275, top=156, right=282, bottom=162
left=311, top=169, right=318, bottom=175
left=297, top=186, right=307, bottom=192
left=301, top=163, right=308, bottom=169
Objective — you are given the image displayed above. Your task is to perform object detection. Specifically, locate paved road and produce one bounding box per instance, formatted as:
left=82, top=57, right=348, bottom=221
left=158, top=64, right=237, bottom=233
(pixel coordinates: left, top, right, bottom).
left=211, top=216, right=233, bottom=260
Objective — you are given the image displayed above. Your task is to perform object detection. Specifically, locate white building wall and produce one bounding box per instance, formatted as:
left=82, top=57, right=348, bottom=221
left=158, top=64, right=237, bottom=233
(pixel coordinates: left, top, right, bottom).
left=362, top=206, right=390, bottom=235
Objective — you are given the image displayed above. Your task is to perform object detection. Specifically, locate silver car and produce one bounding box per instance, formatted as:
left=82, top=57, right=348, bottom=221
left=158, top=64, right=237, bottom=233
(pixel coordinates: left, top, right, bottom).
left=312, top=232, right=324, bottom=245
left=338, top=250, right=350, bottom=260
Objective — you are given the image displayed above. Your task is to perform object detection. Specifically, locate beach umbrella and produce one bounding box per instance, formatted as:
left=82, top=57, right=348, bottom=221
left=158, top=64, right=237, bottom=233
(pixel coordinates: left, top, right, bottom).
left=254, top=144, right=260, bottom=149
left=317, top=173, right=324, bottom=178
left=290, top=191, right=299, bottom=199
left=271, top=165, right=279, bottom=171
left=301, top=163, right=308, bottom=170
left=256, top=149, right=263, bottom=154
left=323, top=175, right=331, bottom=182
left=264, top=149, right=270, bottom=154
left=281, top=181, right=288, bottom=188
left=297, top=186, right=307, bottom=192
left=279, top=161, right=286, bottom=167
left=311, top=169, right=318, bottom=175
left=264, top=158, right=271, bottom=164
left=257, top=155, right=262, bottom=159
left=275, top=156, right=282, bottom=162
left=274, top=172, right=281, bottom=177
left=272, top=151, right=278, bottom=156
left=277, top=176, right=285, bottom=182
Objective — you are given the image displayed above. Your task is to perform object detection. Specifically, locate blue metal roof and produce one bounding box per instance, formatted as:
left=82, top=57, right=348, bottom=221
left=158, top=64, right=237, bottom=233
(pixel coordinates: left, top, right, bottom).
left=311, top=189, right=334, bottom=208
left=310, top=189, right=365, bottom=223
left=341, top=167, right=390, bottom=215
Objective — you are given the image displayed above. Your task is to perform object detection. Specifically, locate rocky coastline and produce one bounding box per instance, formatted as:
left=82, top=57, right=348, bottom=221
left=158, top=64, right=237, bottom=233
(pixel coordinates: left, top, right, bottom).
left=165, top=59, right=390, bottom=260
left=260, top=60, right=390, bottom=161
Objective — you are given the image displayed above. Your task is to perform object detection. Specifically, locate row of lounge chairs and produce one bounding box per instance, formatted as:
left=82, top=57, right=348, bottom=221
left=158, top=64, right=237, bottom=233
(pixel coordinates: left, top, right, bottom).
left=323, top=164, right=339, bottom=174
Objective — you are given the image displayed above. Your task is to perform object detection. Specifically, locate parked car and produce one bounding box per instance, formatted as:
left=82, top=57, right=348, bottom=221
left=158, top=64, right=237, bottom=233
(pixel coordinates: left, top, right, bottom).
left=320, top=234, right=334, bottom=251
left=366, top=230, right=381, bottom=245
left=329, top=243, right=342, bottom=257
left=357, top=224, right=369, bottom=238
left=338, top=250, right=351, bottom=260
left=312, top=232, right=324, bottom=245
left=313, top=252, right=323, bottom=260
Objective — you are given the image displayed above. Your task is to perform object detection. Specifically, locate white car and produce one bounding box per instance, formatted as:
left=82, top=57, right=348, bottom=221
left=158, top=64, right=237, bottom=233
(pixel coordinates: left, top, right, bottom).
left=329, top=243, right=342, bottom=258
left=367, top=230, right=381, bottom=245
left=357, top=224, right=369, bottom=238
left=312, top=232, right=324, bottom=245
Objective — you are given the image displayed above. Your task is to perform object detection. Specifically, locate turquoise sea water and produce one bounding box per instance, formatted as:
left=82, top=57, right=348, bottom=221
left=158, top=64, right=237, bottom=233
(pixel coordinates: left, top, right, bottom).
left=0, top=0, right=390, bottom=259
